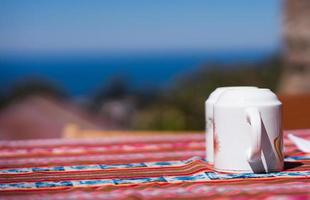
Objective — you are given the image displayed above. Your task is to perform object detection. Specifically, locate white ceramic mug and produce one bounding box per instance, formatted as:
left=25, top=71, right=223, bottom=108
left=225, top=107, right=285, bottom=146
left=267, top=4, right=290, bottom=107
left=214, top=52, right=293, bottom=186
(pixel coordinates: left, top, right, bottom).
left=205, top=86, right=257, bottom=164
left=213, top=88, right=283, bottom=173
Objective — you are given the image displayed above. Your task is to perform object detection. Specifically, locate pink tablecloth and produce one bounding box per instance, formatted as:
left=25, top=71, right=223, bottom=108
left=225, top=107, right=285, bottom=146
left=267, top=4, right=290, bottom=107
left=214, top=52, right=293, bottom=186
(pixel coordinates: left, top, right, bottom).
left=0, top=129, right=309, bottom=199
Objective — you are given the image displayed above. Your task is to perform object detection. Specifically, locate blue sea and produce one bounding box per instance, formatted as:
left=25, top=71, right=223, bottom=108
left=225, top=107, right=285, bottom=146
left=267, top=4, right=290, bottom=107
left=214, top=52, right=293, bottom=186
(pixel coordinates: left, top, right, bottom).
left=0, top=50, right=274, bottom=97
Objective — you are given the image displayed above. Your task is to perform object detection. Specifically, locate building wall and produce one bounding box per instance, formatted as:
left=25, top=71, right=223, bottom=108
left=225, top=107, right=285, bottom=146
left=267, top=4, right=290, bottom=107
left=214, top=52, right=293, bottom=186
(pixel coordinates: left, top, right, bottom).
left=279, top=0, right=310, bottom=94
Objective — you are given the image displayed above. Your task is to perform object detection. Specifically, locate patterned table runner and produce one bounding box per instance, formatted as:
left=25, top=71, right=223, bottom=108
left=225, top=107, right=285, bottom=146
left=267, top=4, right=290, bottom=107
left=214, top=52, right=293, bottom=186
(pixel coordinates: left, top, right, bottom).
left=0, top=130, right=309, bottom=199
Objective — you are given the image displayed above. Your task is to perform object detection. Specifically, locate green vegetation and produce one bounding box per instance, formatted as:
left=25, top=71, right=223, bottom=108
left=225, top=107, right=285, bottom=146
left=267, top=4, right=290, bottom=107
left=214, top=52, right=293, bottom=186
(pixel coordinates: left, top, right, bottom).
left=0, top=55, right=283, bottom=132
left=132, top=55, right=283, bottom=130
left=0, top=78, right=67, bottom=109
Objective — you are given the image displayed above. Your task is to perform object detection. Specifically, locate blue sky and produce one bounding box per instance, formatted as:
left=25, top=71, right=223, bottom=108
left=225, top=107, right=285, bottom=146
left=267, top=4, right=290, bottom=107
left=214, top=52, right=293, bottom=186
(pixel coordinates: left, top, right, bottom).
left=0, top=0, right=281, bottom=54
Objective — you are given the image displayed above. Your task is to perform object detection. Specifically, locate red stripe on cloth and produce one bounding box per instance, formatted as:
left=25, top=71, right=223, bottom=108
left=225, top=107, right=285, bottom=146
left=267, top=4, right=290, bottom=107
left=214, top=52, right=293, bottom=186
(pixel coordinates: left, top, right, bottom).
left=0, top=142, right=205, bottom=159
left=0, top=134, right=204, bottom=149
left=0, top=150, right=206, bottom=169
left=0, top=160, right=211, bottom=183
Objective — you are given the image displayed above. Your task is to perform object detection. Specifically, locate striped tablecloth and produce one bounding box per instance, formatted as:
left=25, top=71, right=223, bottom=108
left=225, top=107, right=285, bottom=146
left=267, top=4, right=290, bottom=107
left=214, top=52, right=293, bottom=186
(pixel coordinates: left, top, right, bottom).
left=0, top=130, right=309, bottom=199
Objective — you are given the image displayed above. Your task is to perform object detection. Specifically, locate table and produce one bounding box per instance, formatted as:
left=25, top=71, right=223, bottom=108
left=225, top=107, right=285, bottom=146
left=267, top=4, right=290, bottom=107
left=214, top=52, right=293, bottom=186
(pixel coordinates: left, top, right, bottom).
left=0, top=130, right=309, bottom=199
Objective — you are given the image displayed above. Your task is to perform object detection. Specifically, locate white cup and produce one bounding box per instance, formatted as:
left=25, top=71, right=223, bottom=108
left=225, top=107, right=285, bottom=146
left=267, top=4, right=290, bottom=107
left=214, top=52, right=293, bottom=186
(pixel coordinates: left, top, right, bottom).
left=205, top=86, right=257, bottom=164
left=213, top=88, right=283, bottom=173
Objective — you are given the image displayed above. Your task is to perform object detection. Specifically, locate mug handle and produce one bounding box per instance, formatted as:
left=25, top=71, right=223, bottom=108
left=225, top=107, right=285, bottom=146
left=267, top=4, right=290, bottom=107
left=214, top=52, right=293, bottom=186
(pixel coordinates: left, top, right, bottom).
left=246, top=107, right=262, bottom=162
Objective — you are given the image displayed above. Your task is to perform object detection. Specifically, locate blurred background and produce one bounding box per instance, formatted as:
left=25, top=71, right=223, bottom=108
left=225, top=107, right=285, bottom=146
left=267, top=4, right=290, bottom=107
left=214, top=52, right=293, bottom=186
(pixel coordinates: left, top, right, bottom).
left=0, top=0, right=309, bottom=140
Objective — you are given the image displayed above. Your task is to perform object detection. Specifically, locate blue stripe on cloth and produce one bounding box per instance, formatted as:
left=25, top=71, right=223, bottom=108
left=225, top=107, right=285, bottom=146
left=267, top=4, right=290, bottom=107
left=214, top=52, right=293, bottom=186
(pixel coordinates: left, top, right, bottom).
left=0, top=156, right=203, bottom=175
left=0, top=169, right=309, bottom=190
left=0, top=156, right=308, bottom=175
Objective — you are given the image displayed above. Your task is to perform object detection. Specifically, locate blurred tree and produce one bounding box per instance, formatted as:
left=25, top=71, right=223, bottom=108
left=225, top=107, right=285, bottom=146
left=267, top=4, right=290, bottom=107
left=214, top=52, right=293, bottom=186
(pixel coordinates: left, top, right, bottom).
left=132, top=104, right=186, bottom=130
left=0, top=78, right=67, bottom=109
left=132, top=55, right=283, bottom=130
left=91, top=76, right=130, bottom=112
